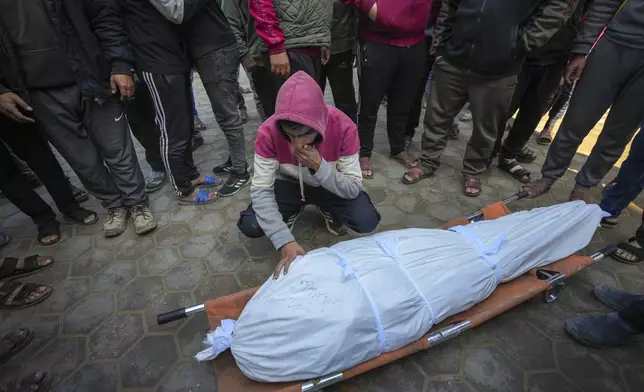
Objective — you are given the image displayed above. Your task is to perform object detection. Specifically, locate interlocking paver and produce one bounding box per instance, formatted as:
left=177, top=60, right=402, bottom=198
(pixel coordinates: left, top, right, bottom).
left=121, top=335, right=178, bottom=388
left=91, top=262, right=137, bottom=292
left=117, top=276, right=164, bottom=310
left=139, top=248, right=182, bottom=275
left=63, top=293, right=114, bottom=334
left=71, top=248, right=113, bottom=276
left=0, top=69, right=640, bottom=392
left=164, top=260, right=208, bottom=291
left=556, top=341, right=626, bottom=392
left=89, top=313, right=144, bottom=359
left=464, top=347, right=523, bottom=392
left=56, top=362, right=118, bottom=392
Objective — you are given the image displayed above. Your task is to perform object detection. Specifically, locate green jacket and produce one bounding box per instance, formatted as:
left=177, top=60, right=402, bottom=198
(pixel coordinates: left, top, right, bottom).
left=330, top=0, right=355, bottom=55
left=249, top=0, right=333, bottom=54
left=218, top=0, right=266, bottom=67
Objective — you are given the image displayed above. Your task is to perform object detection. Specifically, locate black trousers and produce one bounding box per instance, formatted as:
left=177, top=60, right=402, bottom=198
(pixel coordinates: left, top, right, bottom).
left=252, top=51, right=322, bottom=118
left=542, top=37, right=644, bottom=188
left=237, top=180, right=381, bottom=238
left=319, top=50, right=358, bottom=122
left=357, top=38, right=427, bottom=157
left=139, top=72, right=199, bottom=195
left=499, top=60, right=567, bottom=159
left=127, top=75, right=165, bottom=172
left=620, top=299, right=644, bottom=333
left=0, top=118, right=79, bottom=226
left=406, top=41, right=434, bottom=138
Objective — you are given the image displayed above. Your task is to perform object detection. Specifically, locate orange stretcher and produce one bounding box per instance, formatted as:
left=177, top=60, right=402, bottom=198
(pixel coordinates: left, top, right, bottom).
left=157, top=191, right=616, bottom=392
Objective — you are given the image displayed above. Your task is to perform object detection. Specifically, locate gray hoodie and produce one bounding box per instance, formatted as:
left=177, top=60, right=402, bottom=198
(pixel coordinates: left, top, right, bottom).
left=572, top=0, right=644, bottom=54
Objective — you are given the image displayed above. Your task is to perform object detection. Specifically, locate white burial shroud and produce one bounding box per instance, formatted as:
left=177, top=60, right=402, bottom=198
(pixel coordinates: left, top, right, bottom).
left=201, top=201, right=604, bottom=383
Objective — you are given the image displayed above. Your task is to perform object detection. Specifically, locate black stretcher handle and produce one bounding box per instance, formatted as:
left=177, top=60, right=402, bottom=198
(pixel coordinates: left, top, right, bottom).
left=157, top=308, right=187, bottom=325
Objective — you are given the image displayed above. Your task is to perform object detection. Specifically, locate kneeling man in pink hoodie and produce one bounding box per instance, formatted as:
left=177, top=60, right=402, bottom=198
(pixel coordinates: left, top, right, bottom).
left=237, top=71, right=381, bottom=277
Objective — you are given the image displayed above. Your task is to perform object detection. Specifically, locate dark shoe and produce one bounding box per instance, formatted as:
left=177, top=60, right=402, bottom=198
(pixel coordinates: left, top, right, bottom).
left=193, top=116, right=207, bottom=131
left=0, top=328, right=34, bottom=365
left=145, top=171, right=167, bottom=193
left=594, top=285, right=644, bottom=312
left=192, top=132, right=204, bottom=152
left=213, top=158, right=251, bottom=175
left=219, top=171, right=251, bottom=197
left=317, top=207, right=347, bottom=236
left=565, top=312, right=640, bottom=347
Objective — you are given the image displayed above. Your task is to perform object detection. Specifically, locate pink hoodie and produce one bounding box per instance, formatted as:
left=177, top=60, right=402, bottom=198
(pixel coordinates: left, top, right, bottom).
left=251, top=71, right=362, bottom=249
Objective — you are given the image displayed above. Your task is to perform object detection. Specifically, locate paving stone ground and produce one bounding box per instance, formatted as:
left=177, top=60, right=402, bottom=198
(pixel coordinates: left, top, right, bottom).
left=1, top=70, right=643, bottom=392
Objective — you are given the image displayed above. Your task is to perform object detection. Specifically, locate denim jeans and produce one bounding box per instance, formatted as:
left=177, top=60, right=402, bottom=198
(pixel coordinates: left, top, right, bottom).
left=599, top=124, right=644, bottom=216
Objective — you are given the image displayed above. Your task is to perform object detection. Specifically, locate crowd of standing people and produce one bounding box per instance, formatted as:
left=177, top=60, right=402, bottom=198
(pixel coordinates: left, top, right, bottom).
left=0, top=2, right=644, bottom=381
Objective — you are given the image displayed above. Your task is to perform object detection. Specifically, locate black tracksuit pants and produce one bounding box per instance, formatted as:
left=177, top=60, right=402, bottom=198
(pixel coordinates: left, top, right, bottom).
left=499, top=60, right=567, bottom=159
left=252, top=51, right=322, bottom=118
left=319, top=50, right=358, bottom=123
left=357, top=38, right=427, bottom=158
left=139, top=72, right=199, bottom=196
left=0, top=118, right=79, bottom=227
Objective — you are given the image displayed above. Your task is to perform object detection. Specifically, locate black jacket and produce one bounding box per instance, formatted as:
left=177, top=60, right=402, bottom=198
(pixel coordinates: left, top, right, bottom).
left=527, top=0, right=591, bottom=65
left=0, top=0, right=134, bottom=101
left=433, top=0, right=580, bottom=77
left=572, top=0, right=644, bottom=54
left=118, top=0, right=191, bottom=75
left=147, top=0, right=237, bottom=60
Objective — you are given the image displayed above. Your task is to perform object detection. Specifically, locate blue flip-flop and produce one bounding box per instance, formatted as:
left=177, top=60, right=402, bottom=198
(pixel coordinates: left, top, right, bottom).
left=195, top=175, right=225, bottom=188
left=177, top=188, right=219, bottom=205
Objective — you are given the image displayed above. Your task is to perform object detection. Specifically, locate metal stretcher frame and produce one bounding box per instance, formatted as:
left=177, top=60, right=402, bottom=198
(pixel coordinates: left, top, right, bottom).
left=157, top=192, right=617, bottom=392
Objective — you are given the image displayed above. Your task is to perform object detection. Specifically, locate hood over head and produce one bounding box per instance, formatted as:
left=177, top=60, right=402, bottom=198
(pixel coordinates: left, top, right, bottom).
left=273, top=71, right=328, bottom=143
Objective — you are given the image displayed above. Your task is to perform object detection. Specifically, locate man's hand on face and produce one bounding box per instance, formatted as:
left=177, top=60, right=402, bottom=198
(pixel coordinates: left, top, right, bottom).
left=0, top=92, right=35, bottom=123
left=110, top=74, right=134, bottom=100
left=270, top=52, right=290, bottom=78
left=274, top=241, right=306, bottom=279
left=293, top=143, right=322, bottom=171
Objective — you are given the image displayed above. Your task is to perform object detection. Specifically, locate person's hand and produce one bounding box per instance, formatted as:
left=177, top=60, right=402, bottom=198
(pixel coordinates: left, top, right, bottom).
left=274, top=241, right=306, bottom=279
left=270, top=52, right=290, bottom=78
left=247, top=58, right=257, bottom=70
left=110, top=74, right=134, bottom=99
left=321, top=46, right=331, bottom=65
left=367, top=3, right=377, bottom=21
left=292, top=144, right=322, bottom=171
left=565, top=54, right=586, bottom=85
left=0, top=92, right=35, bottom=123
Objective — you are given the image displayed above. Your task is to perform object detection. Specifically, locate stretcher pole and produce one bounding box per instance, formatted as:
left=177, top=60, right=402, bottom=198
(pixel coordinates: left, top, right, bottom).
left=465, top=190, right=528, bottom=222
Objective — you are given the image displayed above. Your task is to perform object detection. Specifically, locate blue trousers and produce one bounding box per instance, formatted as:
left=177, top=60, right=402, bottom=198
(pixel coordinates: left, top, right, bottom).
left=599, top=125, right=644, bottom=217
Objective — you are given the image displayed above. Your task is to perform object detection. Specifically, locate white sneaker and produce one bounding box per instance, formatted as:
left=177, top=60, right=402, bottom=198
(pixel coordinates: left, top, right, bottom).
left=104, top=207, right=128, bottom=237
left=131, top=205, right=157, bottom=235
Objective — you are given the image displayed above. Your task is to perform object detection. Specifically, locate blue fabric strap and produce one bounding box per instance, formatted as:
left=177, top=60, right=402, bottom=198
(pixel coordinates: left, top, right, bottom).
left=374, top=235, right=437, bottom=326
left=194, top=189, right=211, bottom=204
left=204, top=175, right=217, bottom=185
left=449, top=225, right=505, bottom=282
left=331, top=248, right=387, bottom=353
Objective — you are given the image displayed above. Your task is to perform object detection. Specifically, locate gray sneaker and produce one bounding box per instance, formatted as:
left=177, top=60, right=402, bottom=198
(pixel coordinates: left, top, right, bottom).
left=104, top=207, right=128, bottom=237
left=145, top=171, right=167, bottom=193
left=131, top=205, right=157, bottom=235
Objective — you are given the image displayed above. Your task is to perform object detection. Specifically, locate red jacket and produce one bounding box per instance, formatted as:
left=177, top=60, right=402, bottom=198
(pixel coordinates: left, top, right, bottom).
left=343, top=0, right=435, bottom=47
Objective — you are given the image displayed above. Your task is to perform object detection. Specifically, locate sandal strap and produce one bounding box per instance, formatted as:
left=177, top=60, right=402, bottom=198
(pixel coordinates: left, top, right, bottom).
left=194, top=189, right=213, bottom=204
left=615, top=243, right=644, bottom=261
left=1, top=328, right=30, bottom=349
left=18, top=255, right=42, bottom=274
left=9, top=282, right=45, bottom=305
left=204, top=175, right=218, bottom=185
left=0, top=257, right=18, bottom=279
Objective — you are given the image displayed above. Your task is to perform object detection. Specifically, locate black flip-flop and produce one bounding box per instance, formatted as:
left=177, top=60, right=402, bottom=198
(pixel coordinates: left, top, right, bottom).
left=0, top=255, right=54, bottom=280
left=37, top=222, right=60, bottom=246
left=8, top=372, right=53, bottom=392
left=0, top=328, right=34, bottom=365
left=64, top=207, right=98, bottom=226
left=613, top=236, right=644, bottom=264
left=0, top=281, right=53, bottom=309
left=498, top=159, right=531, bottom=184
